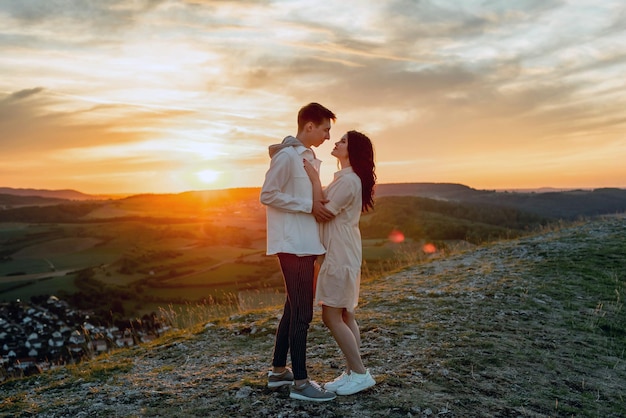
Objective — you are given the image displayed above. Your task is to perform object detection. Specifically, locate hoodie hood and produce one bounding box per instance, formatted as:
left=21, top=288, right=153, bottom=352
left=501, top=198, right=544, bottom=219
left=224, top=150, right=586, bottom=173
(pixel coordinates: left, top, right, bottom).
left=268, top=136, right=307, bottom=158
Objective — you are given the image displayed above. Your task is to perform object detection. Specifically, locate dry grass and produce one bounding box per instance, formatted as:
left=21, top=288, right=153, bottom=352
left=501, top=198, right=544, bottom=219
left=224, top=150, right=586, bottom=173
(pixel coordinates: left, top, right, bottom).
left=1, top=216, right=625, bottom=417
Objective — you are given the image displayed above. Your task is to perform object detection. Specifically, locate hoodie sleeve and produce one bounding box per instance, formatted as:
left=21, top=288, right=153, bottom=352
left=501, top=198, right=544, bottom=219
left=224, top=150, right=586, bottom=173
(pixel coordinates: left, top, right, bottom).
left=260, top=149, right=313, bottom=213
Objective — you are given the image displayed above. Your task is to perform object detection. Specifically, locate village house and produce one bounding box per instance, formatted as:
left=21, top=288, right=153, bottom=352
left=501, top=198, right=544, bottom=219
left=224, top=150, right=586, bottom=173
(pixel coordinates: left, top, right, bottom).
left=90, top=338, right=108, bottom=353
left=1, top=296, right=171, bottom=379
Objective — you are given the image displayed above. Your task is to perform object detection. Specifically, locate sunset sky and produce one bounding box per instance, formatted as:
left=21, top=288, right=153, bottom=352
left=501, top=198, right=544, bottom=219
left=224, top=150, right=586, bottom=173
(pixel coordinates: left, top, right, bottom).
left=1, top=0, right=625, bottom=194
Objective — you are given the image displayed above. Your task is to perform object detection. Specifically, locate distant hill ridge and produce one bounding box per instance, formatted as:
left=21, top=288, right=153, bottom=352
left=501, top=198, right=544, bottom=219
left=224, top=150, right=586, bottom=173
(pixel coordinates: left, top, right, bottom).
left=375, top=183, right=626, bottom=219
left=0, top=187, right=95, bottom=201
left=2, top=183, right=622, bottom=201
left=375, top=182, right=481, bottom=199
left=2, top=183, right=625, bottom=220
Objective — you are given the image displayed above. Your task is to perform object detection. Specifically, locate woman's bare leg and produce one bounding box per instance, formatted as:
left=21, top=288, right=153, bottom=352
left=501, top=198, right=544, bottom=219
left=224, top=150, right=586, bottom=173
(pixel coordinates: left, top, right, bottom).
left=342, top=309, right=361, bottom=349
left=322, top=305, right=366, bottom=374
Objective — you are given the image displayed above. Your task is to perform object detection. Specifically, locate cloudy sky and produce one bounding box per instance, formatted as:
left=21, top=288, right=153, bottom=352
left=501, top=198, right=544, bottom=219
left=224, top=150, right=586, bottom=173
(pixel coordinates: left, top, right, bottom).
left=1, top=0, right=625, bottom=194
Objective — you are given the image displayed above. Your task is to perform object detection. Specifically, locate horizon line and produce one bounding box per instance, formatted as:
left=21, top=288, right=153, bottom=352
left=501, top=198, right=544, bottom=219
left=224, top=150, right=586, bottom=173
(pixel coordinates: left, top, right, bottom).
left=2, top=182, right=626, bottom=198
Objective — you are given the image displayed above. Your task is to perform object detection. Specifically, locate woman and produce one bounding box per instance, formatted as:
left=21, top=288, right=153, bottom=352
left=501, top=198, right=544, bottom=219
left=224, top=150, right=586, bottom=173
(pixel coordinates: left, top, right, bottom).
left=303, top=130, right=376, bottom=396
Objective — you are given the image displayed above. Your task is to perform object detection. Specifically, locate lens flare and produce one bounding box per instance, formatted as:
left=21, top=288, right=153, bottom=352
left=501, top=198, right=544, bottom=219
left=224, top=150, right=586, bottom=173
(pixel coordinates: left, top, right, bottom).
left=422, top=243, right=437, bottom=254
left=388, top=229, right=405, bottom=243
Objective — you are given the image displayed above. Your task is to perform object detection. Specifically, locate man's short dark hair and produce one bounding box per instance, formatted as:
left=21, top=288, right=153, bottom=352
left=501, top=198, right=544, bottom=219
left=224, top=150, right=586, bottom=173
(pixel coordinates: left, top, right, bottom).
left=297, top=102, right=336, bottom=132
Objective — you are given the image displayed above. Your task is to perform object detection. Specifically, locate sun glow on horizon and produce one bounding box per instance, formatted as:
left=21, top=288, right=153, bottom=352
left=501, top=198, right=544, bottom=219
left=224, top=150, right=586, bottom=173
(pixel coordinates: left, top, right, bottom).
left=196, top=169, right=220, bottom=185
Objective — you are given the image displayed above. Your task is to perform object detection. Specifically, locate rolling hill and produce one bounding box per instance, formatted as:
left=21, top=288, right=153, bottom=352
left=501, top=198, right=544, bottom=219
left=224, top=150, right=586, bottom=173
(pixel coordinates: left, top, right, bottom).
left=3, top=183, right=626, bottom=220
left=374, top=183, right=626, bottom=219
left=1, top=215, right=624, bottom=417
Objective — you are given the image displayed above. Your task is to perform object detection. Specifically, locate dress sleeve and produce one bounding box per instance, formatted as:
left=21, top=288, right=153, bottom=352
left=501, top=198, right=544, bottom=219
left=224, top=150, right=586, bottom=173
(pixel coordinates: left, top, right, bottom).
left=325, top=176, right=359, bottom=215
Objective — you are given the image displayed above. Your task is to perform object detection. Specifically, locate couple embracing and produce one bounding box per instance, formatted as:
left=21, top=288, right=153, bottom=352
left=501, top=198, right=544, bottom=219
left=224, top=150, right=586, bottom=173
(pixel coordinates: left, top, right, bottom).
left=260, top=102, right=376, bottom=401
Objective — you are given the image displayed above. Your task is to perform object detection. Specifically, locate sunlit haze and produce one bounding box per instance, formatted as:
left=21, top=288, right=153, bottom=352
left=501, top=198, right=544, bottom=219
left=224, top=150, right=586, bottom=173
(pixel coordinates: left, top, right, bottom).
left=1, top=1, right=625, bottom=194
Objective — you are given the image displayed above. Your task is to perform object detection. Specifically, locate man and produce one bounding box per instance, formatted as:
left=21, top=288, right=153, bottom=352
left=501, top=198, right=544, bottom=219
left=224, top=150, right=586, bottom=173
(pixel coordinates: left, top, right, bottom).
left=260, top=102, right=337, bottom=401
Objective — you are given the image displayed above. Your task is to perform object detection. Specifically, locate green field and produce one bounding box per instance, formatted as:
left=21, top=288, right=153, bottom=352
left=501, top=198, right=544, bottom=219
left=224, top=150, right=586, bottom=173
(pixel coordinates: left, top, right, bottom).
left=0, top=215, right=435, bottom=318
left=0, top=274, right=79, bottom=301
left=0, top=191, right=556, bottom=319
left=0, top=214, right=280, bottom=318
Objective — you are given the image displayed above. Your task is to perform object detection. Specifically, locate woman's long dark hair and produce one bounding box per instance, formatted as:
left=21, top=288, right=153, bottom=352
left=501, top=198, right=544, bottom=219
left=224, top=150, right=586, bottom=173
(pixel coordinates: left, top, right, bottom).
left=347, top=130, right=376, bottom=213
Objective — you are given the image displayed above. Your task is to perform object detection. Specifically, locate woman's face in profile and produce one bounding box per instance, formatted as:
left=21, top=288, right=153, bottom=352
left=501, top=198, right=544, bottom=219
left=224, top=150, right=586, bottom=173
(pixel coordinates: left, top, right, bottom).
left=331, top=133, right=349, bottom=160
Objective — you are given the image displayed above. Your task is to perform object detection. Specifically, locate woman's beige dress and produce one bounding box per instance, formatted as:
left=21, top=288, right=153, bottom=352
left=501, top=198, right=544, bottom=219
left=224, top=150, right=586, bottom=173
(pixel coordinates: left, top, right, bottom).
left=315, top=167, right=362, bottom=312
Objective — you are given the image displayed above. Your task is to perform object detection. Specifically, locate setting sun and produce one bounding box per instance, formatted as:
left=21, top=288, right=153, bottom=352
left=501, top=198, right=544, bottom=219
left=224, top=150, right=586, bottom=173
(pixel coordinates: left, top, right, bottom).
left=197, top=169, right=220, bottom=185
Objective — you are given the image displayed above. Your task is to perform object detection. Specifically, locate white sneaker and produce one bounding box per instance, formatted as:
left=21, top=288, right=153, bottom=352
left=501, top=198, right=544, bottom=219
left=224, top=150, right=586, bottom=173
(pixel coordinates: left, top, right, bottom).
left=336, top=369, right=375, bottom=395
left=323, top=371, right=350, bottom=393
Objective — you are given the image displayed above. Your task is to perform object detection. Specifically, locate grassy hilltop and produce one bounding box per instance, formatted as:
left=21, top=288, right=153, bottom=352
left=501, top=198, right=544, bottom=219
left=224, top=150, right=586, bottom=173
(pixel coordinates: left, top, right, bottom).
left=1, top=215, right=624, bottom=417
